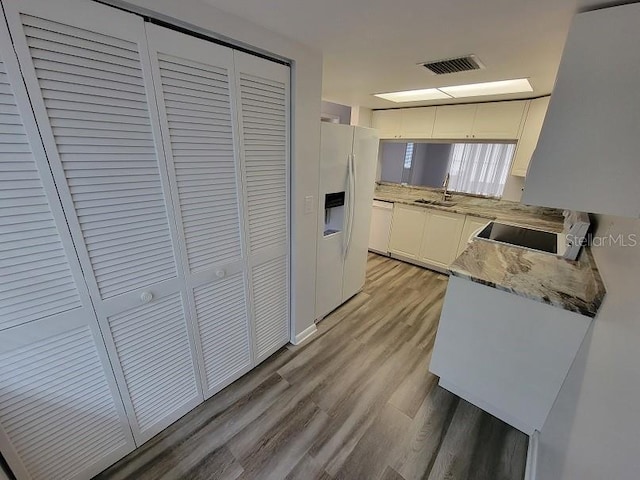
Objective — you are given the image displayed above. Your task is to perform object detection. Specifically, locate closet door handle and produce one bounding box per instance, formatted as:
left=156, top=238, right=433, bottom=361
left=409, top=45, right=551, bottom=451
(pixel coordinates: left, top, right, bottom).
left=140, top=291, right=153, bottom=304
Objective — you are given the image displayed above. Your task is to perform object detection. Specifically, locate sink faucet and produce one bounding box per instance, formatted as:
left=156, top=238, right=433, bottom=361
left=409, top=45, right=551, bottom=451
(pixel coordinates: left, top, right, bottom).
left=442, top=173, right=452, bottom=202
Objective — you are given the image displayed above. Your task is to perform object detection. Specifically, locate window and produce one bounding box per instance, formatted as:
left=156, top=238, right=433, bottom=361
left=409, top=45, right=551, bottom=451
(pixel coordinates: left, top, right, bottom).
left=378, top=140, right=516, bottom=197
left=448, top=143, right=515, bottom=197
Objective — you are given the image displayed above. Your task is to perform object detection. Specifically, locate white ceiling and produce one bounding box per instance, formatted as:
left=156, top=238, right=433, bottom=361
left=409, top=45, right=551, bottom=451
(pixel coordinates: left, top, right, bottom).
left=203, top=0, right=579, bottom=109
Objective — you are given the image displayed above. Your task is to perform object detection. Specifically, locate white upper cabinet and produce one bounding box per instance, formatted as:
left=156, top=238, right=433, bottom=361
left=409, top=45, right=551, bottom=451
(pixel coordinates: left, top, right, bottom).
left=372, top=107, right=435, bottom=139
left=523, top=4, right=640, bottom=217
left=432, top=101, right=526, bottom=140
left=432, top=104, right=477, bottom=139
left=472, top=101, right=526, bottom=139
left=399, top=107, right=436, bottom=138
left=372, top=109, right=402, bottom=138
left=510, top=97, right=550, bottom=177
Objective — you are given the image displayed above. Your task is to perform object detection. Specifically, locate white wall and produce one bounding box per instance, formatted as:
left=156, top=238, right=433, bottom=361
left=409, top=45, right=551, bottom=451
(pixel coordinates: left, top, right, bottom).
left=321, top=100, right=351, bottom=124
left=537, top=214, right=640, bottom=480
left=106, top=0, right=323, bottom=341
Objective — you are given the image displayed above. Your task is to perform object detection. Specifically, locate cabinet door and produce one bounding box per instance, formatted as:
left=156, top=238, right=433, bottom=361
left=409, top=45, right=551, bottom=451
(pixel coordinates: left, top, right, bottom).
left=400, top=107, right=436, bottom=139
left=388, top=204, right=427, bottom=259
left=456, top=215, right=489, bottom=257
left=372, top=109, right=402, bottom=138
left=432, top=104, right=477, bottom=139
left=0, top=15, right=135, bottom=479
left=472, top=101, right=526, bottom=139
left=369, top=201, right=393, bottom=253
left=4, top=0, right=203, bottom=445
left=419, top=210, right=465, bottom=267
left=511, top=98, right=550, bottom=177
left=144, top=24, right=252, bottom=400
left=523, top=4, right=640, bottom=217
left=234, top=52, right=290, bottom=363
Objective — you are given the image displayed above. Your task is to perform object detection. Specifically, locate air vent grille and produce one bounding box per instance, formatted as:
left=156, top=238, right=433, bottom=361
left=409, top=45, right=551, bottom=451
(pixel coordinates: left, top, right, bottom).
left=420, top=55, right=484, bottom=75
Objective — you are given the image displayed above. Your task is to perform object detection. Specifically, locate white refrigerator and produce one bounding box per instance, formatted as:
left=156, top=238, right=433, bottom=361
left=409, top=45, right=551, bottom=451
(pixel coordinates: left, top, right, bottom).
left=315, top=123, right=379, bottom=320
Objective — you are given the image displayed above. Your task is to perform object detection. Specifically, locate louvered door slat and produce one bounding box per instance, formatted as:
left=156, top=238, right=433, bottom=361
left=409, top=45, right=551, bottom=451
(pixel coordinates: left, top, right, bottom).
left=234, top=52, right=290, bottom=361
left=108, top=293, right=198, bottom=433
left=19, top=12, right=177, bottom=300
left=0, top=38, right=80, bottom=331
left=0, top=319, right=134, bottom=480
left=156, top=50, right=241, bottom=273
left=193, top=272, right=251, bottom=391
left=5, top=0, right=203, bottom=451
left=251, top=256, right=289, bottom=358
left=237, top=70, right=288, bottom=255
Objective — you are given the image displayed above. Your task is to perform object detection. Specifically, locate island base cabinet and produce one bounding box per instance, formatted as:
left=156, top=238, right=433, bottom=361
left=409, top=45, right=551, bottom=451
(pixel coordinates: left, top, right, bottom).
left=429, top=276, right=592, bottom=434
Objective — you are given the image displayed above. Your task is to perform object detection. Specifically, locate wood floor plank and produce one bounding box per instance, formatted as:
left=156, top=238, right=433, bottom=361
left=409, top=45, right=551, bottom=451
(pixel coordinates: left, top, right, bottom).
left=285, top=454, right=333, bottom=480
left=390, top=385, right=459, bottom=480
left=95, top=253, right=528, bottom=480
left=331, top=403, right=412, bottom=480
left=426, top=399, right=485, bottom=480
left=173, top=446, right=243, bottom=480
left=379, top=466, right=407, bottom=480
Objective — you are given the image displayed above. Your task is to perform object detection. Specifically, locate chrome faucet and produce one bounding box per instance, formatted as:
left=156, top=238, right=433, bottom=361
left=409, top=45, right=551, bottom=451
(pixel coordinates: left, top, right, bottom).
left=442, top=173, right=452, bottom=202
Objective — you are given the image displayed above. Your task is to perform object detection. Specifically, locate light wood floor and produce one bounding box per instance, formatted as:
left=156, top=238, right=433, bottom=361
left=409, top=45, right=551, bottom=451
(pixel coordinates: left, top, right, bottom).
left=95, top=253, right=528, bottom=480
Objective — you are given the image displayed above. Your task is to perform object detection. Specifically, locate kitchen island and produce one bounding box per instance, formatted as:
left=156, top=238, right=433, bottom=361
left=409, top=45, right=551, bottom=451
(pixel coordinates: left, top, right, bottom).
left=429, top=235, right=605, bottom=436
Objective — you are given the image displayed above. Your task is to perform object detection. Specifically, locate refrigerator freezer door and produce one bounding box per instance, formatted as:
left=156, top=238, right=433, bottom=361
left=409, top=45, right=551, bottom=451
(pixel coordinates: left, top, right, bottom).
left=315, top=123, right=352, bottom=319
left=342, top=127, right=380, bottom=302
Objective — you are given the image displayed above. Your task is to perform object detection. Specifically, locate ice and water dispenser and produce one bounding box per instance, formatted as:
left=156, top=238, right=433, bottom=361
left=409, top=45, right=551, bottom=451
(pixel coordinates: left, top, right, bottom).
left=323, top=192, right=345, bottom=236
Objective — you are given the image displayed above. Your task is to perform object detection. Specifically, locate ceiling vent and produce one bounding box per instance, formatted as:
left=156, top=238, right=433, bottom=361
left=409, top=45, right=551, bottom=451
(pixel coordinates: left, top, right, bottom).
left=419, top=55, right=485, bottom=75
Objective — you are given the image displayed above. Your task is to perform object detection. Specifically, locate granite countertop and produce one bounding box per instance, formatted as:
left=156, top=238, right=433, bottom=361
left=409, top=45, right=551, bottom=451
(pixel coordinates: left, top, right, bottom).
left=449, top=241, right=606, bottom=318
left=374, top=183, right=605, bottom=317
left=373, top=182, right=565, bottom=232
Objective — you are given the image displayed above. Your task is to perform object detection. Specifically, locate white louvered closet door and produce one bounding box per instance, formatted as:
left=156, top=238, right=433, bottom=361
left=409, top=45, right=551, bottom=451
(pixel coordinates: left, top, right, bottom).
left=234, top=52, right=290, bottom=363
left=0, top=13, right=135, bottom=480
left=145, top=24, right=253, bottom=399
left=3, top=0, right=203, bottom=445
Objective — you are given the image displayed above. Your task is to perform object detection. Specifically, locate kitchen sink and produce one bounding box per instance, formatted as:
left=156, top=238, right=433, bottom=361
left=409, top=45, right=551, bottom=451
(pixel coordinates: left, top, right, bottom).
left=414, top=198, right=457, bottom=207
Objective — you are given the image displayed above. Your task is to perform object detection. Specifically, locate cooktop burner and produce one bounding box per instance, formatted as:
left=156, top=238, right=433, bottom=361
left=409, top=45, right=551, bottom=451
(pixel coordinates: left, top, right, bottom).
left=476, top=222, right=558, bottom=254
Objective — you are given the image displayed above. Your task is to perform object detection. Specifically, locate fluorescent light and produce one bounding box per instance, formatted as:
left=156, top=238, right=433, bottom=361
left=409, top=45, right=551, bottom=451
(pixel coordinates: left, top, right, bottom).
left=373, top=78, right=533, bottom=103
left=374, top=88, right=452, bottom=103
left=439, top=78, right=532, bottom=98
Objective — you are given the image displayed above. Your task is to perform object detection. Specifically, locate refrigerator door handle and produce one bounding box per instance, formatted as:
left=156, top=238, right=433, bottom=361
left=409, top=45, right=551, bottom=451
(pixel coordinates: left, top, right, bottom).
left=345, top=153, right=356, bottom=257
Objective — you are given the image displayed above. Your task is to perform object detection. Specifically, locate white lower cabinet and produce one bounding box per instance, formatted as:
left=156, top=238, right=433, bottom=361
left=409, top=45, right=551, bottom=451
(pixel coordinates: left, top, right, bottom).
left=388, top=204, right=427, bottom=259
left=388, top=204, right=484, bottom=270
left=456, top=215, right=489, bottom=257
left=368, top=200, right=394, bottom=254
left=418, top=210, right=465, bottom=268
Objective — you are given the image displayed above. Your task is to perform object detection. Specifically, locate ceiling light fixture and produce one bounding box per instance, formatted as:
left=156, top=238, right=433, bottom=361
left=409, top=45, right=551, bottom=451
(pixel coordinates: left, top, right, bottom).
left=373, top=88, right=452, bottom=103
left=439, top=78, right=533, bottom=98
left=374, top=78, right=533, bottom=103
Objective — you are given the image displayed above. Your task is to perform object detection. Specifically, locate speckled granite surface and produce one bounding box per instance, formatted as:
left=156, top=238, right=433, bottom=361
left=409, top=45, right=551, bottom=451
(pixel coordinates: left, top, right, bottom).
left=375, top=183, right=605, bottom=317
left=373, top=182, right=565, bottom=232
left=449, top=241, right=606, bottom=318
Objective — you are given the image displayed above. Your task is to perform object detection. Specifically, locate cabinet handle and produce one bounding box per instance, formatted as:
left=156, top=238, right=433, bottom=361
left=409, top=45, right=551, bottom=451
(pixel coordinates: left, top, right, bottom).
left=215, top=269, right=226, bottom=279
left=140, top=291, right=153, bottom=304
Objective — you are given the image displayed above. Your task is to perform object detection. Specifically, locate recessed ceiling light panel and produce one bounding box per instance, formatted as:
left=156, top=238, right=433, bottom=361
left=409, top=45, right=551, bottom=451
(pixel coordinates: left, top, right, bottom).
left=373, top=78, right=533, bottom=103
left=374, top=88, right=452, bottom=103
left=439, top=78, right=533, bottom=98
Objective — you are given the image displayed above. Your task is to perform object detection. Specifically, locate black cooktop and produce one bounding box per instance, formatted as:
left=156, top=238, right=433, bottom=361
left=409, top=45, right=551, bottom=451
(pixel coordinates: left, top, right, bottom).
left=476, top=222, right=558, bottom=254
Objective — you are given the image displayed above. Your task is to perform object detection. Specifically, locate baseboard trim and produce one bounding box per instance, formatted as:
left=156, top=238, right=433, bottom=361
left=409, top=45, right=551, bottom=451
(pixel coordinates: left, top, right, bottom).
left=291, top=323, right=317, bottom=345
left=525, top=430, right=539, bottom=480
